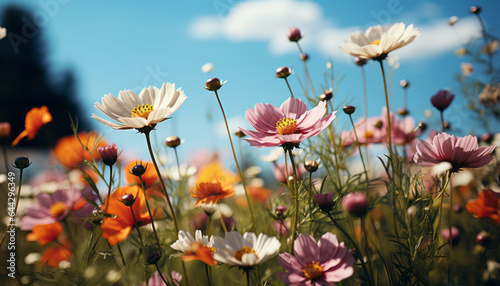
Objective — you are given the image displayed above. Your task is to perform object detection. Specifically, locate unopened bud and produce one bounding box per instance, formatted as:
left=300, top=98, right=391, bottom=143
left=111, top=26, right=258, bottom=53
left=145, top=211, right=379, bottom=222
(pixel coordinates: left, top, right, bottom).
left=165, top=136, right=181, bottom=148
left=355, top=58, right=367, bottom=66
left=147, top=251, right=161, bottom=264
left=299, top=53, right=309, bottom=61
left=417, top=122, right=428, bottom=132
left=374, top=120, right=383, bottom=129
left=205, top=78, right=222, bottom=91
left=399, top=79, right=409, bottom=88
left=275, top=206, right=287, bottom=217
left=319, top=89, right=333, bottom=102
left=343, top=105, right=356, bottom=115
left=234, top=128, right=246, bottom=138
left=397, top=107, right=409, bottom=117
left=131, top=164, right=147, bottom=177
left=470, top=6, right=481, bottom=14
left=287, top=26, right=302, bottom=42
left=120, top=194, right=136, bottom=207
left=14, top=157, right=31, bottom=169
left=304, top=160, right=319, bottom=172
left=276, top=66, right=291, bottom=78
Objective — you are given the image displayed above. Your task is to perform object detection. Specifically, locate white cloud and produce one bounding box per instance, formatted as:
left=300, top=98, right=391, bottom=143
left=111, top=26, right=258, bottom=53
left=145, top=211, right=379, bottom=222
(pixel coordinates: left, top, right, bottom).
left=189, top=0, right=481, bottom=61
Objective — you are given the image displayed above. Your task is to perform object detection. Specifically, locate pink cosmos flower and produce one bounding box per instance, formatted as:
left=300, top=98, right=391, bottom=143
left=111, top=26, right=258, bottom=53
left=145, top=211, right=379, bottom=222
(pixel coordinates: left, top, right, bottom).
left=341, top=117, right=383, bottom=147
left=240, top=97, right=336, bottom=148
left=273, top=162, right=306, bottom=183
left=380, top=107, right=422, bottom=145
left=413, top=133, right=495, bottom=172
left=20, top=187, right=97, bottom=230
left=277, top=232, right=354, bottom=285
left=431, top=90, right=455, bottom=111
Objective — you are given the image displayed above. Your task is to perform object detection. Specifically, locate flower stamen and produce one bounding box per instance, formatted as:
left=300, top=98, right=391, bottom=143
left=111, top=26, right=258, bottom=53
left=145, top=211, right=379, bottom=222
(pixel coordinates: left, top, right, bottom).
left=302, top=261, right=323, bottom=280
left=369, top=39, right=381, bottom=45
left=276, top=118, right=298, bottom=135
left=50, top=202, right=67, bottom=218
left=131, top=104, right=154, bottom=119
left=234, top=246, right=258, bottom=261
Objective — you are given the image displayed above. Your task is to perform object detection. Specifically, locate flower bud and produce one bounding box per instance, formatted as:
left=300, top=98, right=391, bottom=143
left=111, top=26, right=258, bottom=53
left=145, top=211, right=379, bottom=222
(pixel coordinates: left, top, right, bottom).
left=470, top=6, right=481, bottom=14
left=205, top=78, right=222, bottom=91
left=475, top=231, right=491, bottom=246
left=443, top=121, right=451, bottom=130
left=319, top=89, right=333, bottom=102
left=131, top=163, right=147, bottom=177
left=448, top=16, right=458, bottom=26
left=452, top=204, right=462, bottom=213
left=480, top=133, right=494, bottom=144
left=14, top=157, right=31, bottom=169
left=0, top=122, right=11, bottom=139
left=455, top=47, right=467, bottom=56
left=399, top=79, right=409, bottom=88
left=276, top=66, right=291, bottom=78
left=342, top=192, right=369, bottom=217
left=442, top=227, right=460, bottom=246
left=147, top=251, right=161, bottom=264
left=343, top=105, right=356, bottom=115
left=165, top=136, right=181, bottom=148
left=417, top=122, right=427, bottom=132
left=287, top=26, right=302, bottom=42
left=275, top=206, right=287, bottom=217
left=299, top=53, right=309, bottom=61
left=314, top=192, right=335, bottom=212
left=373, top=120, right=383, bottom=129
left=397, top=107, right=409, bottom=117
left=120, top=194, right=136, bottom=207
left=431, top=89, right=455, bottom=111
left=234, top=128, right=246, bottom=138
left=354, top=57, right=367, bottom=66
left=98, top=143, right=118, bottom=166
left=304, top=160, right=319, bottom=172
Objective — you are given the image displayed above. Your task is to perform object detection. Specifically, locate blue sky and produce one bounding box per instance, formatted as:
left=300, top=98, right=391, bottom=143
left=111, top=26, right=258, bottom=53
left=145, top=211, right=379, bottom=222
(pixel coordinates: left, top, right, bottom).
left=2, top=0, right=499, bottom=167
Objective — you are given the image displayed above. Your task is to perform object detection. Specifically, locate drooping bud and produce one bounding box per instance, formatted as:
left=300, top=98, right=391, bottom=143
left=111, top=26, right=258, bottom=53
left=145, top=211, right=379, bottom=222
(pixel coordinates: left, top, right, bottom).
left=299, top=53, right=309, bottom=61
left=98, top=143, right=118, bottom=166
left=205, top=78, right=222, bottom=91
left=165, top=136, right=181, bottom=148
left=314, top=192, right=335, bottom=212
left=342, top=192, right=369, bottom=217
left=14, top=157, right=31, bottom=169
left=276, top=66, right=292, bottom=78
left=343, top=105, right=356, bottom=115
left=287, top=26, right=302, bottom=42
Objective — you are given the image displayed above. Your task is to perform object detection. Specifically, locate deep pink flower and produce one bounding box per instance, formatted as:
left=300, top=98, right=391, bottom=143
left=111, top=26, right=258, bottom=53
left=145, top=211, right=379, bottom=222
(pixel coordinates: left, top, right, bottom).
left=287, top=26, right=302, bottom=42
left=240, top=97, right=336, bottom=148
left=431, top=89, right=455, bottom=111
left=98, top=143, right=118, bottom=166
left=380, top=107, right=422, bottom=145
left=314, top=192, right=335, bottom=212
left=273, top=163, right=306, bottom=183
left=413, top=133, right=495, bottom=172
left=342, top=192, right=369, bottom=217
left=442, top=226, right=460, bottom=246
left=277, top=232, right=354, bottom=285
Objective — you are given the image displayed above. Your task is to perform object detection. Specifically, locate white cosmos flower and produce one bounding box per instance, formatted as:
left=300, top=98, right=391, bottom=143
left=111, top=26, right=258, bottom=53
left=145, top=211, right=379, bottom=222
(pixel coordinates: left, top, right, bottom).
left=92, top=83, right=186, bottom=130
left=170, top=230, right=213, bottom=252
left=213, top=231, right=280, bottom=267
left=260, top=148, right=284, bottom=162
left=340, top=23, right=419, bottom=60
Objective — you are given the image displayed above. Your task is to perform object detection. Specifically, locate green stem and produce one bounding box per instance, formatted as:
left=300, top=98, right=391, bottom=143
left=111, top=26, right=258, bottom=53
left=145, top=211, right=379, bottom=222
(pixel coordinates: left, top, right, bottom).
left=205, top=264, right=213, bottom=286
left=104, top=165, right=113, bottom=213
left=284, top=78, right=295, bottom=98
left=214, top=90, right=256, bottom=233
left=173, top=147, right=183, bottom=213
left=155, top=263, right=169, bottom=286
left=361, top=217, right=373, bottom=282
left=326, top=212, right=374, bottom=286
left=138, top=177, right=162, bottom=253
left=288, top=149, right=300, bottom=254
left=129, top=206, right=145, bottom=247
left=378, top=60, right=393, bottom=155
left=440, top=110, right=446, bottom=133
left=349, top=114, right=369, bottom=184
left=144, top=131, right=180, bottom=233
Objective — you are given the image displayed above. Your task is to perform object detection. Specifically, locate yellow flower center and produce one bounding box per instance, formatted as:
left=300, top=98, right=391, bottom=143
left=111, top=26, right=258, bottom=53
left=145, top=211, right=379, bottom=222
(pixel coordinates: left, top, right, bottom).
left=234, top=246, right=258, bottom=261
left=276, top=118, right=297, bottom=135
left=365, top=130, right=374, bottom=138
left=131, top=104, right=154, bottom=119
left=369, top=39, right=381, bottom=45
left=50, top=202, right=67, bottom=218
left=302, top=261, right=323, bottom=280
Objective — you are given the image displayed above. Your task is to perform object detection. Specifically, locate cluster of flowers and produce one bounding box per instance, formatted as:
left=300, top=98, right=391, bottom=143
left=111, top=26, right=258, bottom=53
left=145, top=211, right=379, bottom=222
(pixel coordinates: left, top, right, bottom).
left=1, top=5, right=499, bottom=285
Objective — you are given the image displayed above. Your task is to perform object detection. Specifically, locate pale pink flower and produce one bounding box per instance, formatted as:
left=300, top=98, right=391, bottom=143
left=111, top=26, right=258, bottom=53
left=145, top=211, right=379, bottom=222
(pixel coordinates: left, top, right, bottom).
left=413, top=133, right=495, bottom=172
left=240, top=97, right=336, bottom=148
left=341, top=116, right=383, bottom=147
left=277, top=232, right=354, bottom=285
left=380, top=107, right=422, bottom=145
left=272, top=163, right=306, bottom=183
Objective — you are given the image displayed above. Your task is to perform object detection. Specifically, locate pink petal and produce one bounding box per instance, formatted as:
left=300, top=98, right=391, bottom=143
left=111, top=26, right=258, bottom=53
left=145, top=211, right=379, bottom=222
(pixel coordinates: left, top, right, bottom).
left=280, top=97, right=307, bottom=119
left=293, top=233, right=319, bottom=262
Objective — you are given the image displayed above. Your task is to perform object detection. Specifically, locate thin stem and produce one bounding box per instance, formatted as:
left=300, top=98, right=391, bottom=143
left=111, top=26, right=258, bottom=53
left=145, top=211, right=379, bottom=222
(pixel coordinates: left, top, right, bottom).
left=139, top=176, right=162, bottom=253
left=218, top=205, right=229, bottom=232
left=325, top=212, right=374, bottom=286
left=288, top=149, right=300, bottom=254
left=284, top=78, right=295, bottom=98
left=440, top=110, right=446, bottom=133
left=173, top=147, right=183, bottom=212
left=245, top=268, right=251, bottom=286
left=117, top=244, right=126, bottom=266
left=206, top=215, right=212, bottom=237
left=0, top=169, right=23, bottom=249
left=213, top=90, right=256, bottom=233
left=105, top=165, right=113, bottom=213
left=361, top=66, right=368, bottom=123
left=349, top=114, right=369, bottom=184
left=205, top=264, right=213, bottom=286
left=447, top=172, right=454, bottom=282
left=129, top=206, right=145, bottom=246
left=361, top=217, right=373, bottom=282
left=378, top=60, right=393, bottom=155
left=144, top=131, right=180, bottom=233
left=434, top=172, right=452, bottom=242
left=155, top=263, right=169, bottom=286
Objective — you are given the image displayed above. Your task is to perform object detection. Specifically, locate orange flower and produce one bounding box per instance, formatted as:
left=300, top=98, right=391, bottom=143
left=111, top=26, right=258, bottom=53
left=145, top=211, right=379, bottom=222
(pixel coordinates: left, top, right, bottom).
left=0, top=122, right=11, bottom=140
left=100, top=185, right=153, bottom=246
left=53, top=132, right=108, bottom=169
left=40, top=243, right=73, bottom=267
left=196, top=161, right=239, bottom=187
left=125, top=160, right=159, bottom=187
left=12, top=106, right=52, bottom=146
left=191, top=181, right=235, bottom=207
left=466, top=189, right=500, bottom=224
left=182, top=241, right=217, bottom=266
left=248, top=186, right=272, bottom=205
left=26, top=222, right=63, bottom=246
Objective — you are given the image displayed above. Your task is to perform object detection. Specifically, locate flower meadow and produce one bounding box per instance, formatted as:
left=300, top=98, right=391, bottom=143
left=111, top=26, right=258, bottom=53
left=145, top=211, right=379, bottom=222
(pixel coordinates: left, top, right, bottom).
left=1, top=5, right=500, bottom=286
